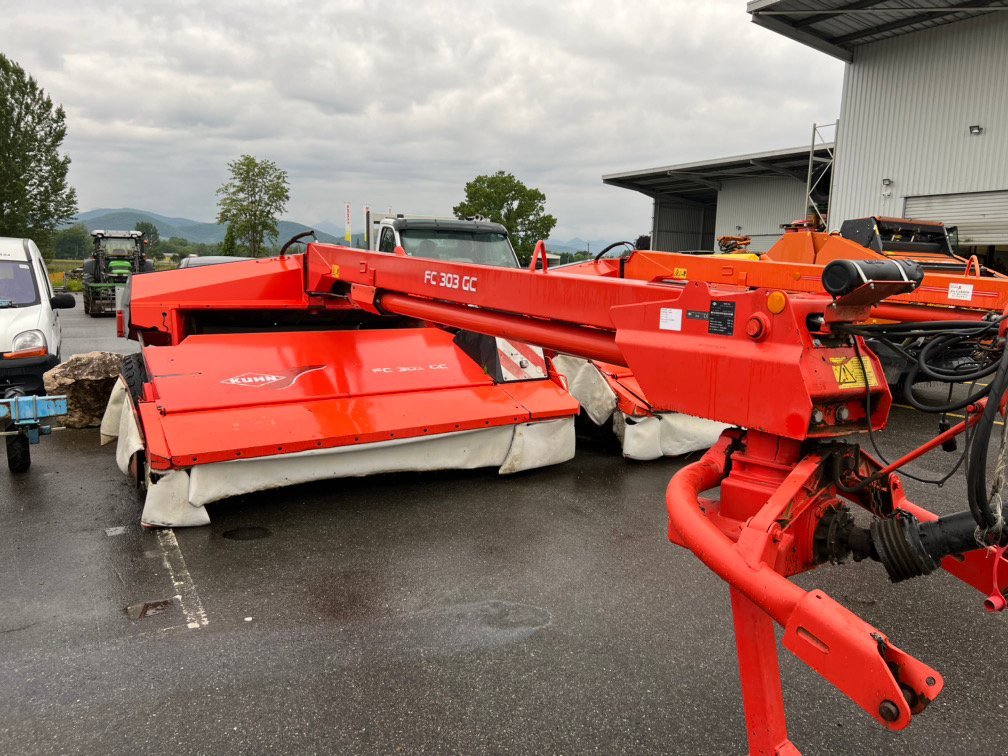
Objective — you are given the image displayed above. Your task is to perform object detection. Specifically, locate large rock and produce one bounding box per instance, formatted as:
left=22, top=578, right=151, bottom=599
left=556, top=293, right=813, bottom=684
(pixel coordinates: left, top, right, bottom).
left=44, top=352, right=124, bottom=428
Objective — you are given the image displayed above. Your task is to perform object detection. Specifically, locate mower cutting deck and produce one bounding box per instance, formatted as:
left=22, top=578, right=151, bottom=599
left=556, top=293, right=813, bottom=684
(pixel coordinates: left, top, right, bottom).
left=102, top=255, right=577, bottom=527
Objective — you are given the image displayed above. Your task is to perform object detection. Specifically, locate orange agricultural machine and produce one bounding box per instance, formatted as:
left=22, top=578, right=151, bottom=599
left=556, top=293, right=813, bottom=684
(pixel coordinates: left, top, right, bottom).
left=104, top=233, right=1008, bottom=752
left=311, top=241, right=1008, bottom=753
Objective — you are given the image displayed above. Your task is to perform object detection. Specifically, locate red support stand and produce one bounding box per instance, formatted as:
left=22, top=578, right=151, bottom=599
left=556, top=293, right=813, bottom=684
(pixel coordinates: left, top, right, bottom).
left=730, top=587, right=800, bottom=756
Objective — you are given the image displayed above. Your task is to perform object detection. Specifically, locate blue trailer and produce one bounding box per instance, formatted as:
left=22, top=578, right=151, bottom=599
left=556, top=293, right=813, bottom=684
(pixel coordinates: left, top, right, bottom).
left=1, top=392, right=68, bottom=473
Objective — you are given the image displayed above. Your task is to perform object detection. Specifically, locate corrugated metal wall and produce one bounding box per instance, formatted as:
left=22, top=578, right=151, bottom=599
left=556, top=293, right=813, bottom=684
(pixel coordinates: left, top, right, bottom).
left=713, top=177, right=806, bottom=252
left=905, top=190, right=1008, bottom=245
left=653, top=199, right=716, bottom=251
left=831, top=13, right=1008, bottom=234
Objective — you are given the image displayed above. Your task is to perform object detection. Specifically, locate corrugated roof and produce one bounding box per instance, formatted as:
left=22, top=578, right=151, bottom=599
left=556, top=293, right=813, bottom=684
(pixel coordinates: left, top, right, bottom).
left=747, top=0, right=1008, bottom=60
left=602, top=144, right=831, bottom=203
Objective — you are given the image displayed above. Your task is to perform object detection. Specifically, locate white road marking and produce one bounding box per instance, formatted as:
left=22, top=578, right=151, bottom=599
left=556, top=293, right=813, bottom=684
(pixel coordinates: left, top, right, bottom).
left=156, top=529, right=208, bottom=629
left=105, top=525, right=128, bottom=537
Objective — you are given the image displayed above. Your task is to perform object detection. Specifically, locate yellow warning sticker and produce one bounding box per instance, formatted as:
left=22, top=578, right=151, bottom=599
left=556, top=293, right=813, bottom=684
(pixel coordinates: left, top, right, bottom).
left=830, top=356, right=878, bottom=389
left=673, top=267, right=687, bottom=279
left=331, top=264, right=341, bottom=279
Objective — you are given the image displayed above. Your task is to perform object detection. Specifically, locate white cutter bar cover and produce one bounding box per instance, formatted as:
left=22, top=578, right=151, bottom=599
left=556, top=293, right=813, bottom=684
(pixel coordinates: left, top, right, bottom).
left=101, top=378, right=574, bottom=528
left=552, top=355, right=727, bottom=460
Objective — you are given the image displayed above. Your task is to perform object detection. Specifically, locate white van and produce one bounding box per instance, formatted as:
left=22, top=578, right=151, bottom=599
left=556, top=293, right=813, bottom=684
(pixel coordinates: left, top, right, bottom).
left=0, top=237, right=75, bottom=397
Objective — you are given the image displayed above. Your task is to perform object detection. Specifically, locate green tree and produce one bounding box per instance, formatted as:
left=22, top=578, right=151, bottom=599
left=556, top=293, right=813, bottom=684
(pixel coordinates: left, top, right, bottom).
left=215, top=155, right=289, bottom=258
left=0, top=53, right=78, bottom=250
left=156, top=237, right=188, bottom=263
left=220, top=224, right=238, bottom=256
left=53, top=223, right=91, bottom=259
left=453, top=171, right=557, bottom=263
left=135, top=220, right=160, bottom=249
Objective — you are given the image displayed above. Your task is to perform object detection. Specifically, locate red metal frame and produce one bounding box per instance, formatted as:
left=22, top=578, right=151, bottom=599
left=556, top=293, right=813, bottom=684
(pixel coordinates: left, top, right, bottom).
left=302, top=241, right=1008, bottom=754
left=311, top=244, right=890, bottom=439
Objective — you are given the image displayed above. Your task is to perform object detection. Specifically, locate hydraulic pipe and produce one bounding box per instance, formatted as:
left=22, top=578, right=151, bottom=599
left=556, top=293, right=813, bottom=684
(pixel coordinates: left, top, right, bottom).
left=377, top=292, right=626, bottom=365
left=870, top=303, right=986, bottom=324
left=664, top=433, right=806, bottom=626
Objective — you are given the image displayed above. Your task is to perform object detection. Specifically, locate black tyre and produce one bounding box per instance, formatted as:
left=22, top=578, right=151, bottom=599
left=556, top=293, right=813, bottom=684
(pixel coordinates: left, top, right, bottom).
left=119, top=353, right=148, bottom=491
left=142, top=260, right=155, bottom=273
left=5, top=432, right=30, bottom=474
left=120, top=352, right=148, bottom=403
left=83, top=292, right=91, bottom=314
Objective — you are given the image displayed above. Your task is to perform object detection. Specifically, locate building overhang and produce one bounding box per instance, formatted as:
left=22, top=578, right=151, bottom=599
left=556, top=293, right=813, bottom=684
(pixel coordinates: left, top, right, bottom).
left=602, top=144, right=831, bottom=205
left=747, top=0, right=1008, bottom=62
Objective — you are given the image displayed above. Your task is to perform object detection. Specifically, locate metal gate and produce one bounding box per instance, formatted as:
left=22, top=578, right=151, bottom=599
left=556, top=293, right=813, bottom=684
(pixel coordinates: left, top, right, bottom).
left=905, top=190, right=1008, bottom=246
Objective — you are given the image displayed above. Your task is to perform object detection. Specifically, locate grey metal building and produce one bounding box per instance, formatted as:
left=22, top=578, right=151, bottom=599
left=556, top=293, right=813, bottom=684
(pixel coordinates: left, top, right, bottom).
left=603, top=145, right=831, bottom=253
left=751, top=1, right=1008, bottom=255
left=607, top=1, right=1008, bottom=258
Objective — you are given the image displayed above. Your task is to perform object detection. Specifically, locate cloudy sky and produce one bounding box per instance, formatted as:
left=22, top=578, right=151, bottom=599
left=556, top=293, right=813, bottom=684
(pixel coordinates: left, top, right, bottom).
left=4, top=1, right=843, bottom=241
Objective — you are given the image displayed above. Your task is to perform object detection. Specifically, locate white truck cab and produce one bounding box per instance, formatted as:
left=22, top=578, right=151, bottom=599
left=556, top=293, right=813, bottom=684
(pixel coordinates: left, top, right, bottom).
left=369, top=215, right=521, bottom=268
left=0, top=237, right=75, bottom=396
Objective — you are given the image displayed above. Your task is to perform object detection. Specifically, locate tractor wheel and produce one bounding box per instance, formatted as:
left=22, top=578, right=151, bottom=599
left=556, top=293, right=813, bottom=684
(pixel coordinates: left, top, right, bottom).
left=5, top=431, right=30, bottom=474
left=82, top=274, right=94, bottom=315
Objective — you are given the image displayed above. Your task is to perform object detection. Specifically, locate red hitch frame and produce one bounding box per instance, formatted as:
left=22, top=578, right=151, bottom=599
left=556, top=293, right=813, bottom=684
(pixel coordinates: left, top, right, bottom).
left=303, top=242, right=1008, bottom=753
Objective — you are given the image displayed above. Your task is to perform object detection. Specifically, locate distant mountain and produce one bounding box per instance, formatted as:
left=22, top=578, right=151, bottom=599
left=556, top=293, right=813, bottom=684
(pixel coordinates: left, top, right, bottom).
left=546, top=238, right=619, bottom=254
left=67, top=208, right=342, bottom=246
left=75, top=207, right=202, bottom=229
left=313, top=220, right=346, bottom=237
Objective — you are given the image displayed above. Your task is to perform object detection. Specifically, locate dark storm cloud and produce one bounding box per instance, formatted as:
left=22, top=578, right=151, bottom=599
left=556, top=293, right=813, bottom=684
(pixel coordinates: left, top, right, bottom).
left=3, top=1, right=843, bottom=238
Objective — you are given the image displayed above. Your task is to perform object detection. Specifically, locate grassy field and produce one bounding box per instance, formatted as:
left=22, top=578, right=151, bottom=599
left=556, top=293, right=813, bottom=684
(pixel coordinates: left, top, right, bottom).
left=47, top=258, right=83, bottom=274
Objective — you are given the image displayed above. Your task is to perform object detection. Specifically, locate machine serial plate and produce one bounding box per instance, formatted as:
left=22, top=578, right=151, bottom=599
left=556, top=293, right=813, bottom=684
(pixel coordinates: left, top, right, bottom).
left=708, top=301, right=736, bottom=336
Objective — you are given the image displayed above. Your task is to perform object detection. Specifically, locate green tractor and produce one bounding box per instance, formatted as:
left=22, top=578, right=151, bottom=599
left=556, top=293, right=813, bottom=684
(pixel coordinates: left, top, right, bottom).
left=82, top=230, right=154, bottom=316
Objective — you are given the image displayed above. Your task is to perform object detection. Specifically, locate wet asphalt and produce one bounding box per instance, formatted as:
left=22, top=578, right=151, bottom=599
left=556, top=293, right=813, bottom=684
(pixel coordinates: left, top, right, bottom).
left=1, top=317, right=1007, bottom=754
left=58, top=292, right=139, bottom=358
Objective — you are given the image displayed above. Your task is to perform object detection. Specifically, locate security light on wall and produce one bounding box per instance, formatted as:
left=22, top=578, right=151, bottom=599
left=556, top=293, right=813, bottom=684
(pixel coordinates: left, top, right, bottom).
left=881, top=178, right=893, bottom=187
left=969, top=124, right=984, bottom=135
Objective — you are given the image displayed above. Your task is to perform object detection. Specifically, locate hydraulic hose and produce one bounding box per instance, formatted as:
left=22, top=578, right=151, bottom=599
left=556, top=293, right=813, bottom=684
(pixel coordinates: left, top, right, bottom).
left=593, top=241, right=634, bottom=262
left=967, top=345, right=1008, bottom=532
left=837, top=317, right=1008, bottom=524
left=279, top=229, right=315, bottom=257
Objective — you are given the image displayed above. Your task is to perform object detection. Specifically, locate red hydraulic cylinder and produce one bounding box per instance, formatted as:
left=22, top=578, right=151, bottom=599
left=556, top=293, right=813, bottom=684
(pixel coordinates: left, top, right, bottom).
left=870, top=302, right=986, bottom=323
left=377, top=292, right=626, bottom=366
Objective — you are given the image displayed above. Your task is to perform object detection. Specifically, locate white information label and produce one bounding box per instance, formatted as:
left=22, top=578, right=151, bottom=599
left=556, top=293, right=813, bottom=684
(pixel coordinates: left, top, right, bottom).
left=659, top=307, right=683, bottom=332
left=948, top=282, right=974, bottom=302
